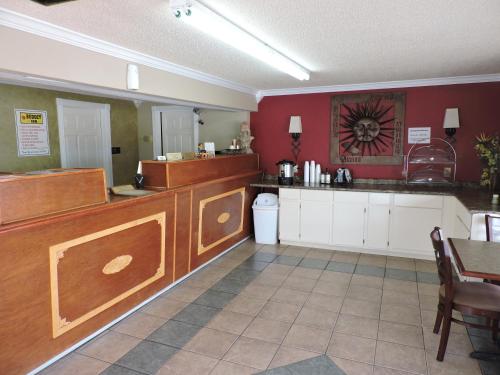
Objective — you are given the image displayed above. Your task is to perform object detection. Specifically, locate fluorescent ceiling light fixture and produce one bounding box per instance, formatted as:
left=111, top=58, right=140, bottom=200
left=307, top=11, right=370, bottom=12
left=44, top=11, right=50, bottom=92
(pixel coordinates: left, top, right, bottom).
left=169, top=0, right=310, bottom=81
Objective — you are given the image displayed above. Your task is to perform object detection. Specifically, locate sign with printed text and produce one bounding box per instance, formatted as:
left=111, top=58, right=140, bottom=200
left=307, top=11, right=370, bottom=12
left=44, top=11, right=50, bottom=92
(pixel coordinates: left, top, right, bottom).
left=408, top=127, right=431, bottom=144
left=15, top=109, right=51, bottom=157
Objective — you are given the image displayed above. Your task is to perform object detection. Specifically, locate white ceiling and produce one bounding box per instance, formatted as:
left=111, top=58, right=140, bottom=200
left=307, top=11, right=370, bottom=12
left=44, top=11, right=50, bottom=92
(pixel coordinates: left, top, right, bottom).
left=2, top=0, right=500, bottom=91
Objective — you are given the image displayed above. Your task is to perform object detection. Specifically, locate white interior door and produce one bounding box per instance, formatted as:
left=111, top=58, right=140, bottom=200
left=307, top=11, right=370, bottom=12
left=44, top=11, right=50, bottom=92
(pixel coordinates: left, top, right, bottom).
left=151, top=107, right=196, bottom=156
left=56, top=99, right=113, bottom=186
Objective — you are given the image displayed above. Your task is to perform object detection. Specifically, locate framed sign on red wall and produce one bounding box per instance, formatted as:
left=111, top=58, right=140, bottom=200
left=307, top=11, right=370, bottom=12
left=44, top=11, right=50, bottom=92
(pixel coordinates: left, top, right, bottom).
left=331, top=92, right=406, bottom=165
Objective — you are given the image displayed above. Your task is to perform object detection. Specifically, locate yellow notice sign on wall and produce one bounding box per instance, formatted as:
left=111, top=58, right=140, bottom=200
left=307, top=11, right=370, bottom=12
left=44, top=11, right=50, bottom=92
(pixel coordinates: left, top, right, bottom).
left=19, top=112, right=44, bottom=124
left=15, top=109, right=50, bottom=157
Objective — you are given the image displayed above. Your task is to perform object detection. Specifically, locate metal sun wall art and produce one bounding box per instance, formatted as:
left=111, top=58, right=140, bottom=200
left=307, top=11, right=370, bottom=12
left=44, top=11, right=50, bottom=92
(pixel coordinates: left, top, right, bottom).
left=331, top=92, right=406, bottom=165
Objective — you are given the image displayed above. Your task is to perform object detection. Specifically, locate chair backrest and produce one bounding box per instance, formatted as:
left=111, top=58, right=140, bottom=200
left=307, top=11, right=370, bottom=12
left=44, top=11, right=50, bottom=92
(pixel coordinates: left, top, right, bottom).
left=485, top=215, right=500, bottom=242
left=430, top=227, right=454, bottom=301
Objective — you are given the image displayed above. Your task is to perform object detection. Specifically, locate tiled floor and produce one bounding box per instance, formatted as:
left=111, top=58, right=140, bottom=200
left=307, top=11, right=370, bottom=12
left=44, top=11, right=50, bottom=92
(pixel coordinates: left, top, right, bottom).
left=40, top=240, right=500, bottom=375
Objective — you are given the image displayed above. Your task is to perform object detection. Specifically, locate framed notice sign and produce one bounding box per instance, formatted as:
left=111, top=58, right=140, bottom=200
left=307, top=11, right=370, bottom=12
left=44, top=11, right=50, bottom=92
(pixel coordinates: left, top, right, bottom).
left=15, top=109, right=51, bottom=157
left=408, top=127, right=431, bottom=144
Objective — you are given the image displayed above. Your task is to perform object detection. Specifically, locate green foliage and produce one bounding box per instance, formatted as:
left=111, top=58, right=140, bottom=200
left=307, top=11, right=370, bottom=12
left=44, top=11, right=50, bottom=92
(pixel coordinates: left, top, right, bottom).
left=474, top=133, right=499, bottom=186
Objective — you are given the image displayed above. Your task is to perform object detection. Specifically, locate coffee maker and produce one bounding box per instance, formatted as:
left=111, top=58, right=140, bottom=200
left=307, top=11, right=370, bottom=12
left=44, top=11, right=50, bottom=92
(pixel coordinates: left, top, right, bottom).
left=277, top=160, right=295, bottom=185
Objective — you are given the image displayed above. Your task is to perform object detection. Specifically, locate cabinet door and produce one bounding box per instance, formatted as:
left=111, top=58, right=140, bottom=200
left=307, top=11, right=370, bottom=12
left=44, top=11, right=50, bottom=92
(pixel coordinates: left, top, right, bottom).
left=390, top=207, right=442, bottom=255
left=332, top=202, right=366, bottom=247
left=365, top=205, right=390, bottom=249
left=300, top=200, right=331, bottom=244
left=279, top=199, right=300, bottom=241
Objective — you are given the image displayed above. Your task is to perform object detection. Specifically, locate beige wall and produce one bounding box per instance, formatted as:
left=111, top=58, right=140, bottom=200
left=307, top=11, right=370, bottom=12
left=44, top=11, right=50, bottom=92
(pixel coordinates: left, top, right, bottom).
left=199, top=110, right=250, bottom=150
left=0, top=26, right=258, bottom=111
left=137, top=102, right=155, bottom=160
left=0, top=83, right=139, bottom=185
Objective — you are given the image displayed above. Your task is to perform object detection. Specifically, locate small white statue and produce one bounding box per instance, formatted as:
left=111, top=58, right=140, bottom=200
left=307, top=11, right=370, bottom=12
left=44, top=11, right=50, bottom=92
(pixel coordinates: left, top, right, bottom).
left=238, top=122, right=254, bottom=154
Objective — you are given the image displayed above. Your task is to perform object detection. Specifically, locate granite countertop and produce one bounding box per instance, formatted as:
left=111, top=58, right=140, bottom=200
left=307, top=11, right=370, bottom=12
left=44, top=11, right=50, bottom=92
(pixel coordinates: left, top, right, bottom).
left=251, top=180, right=499, bottom=214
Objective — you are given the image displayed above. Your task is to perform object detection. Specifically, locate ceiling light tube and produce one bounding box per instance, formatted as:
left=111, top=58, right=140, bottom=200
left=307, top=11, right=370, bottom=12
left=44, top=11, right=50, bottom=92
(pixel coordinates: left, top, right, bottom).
left=170, top=0, right=310, bottom=81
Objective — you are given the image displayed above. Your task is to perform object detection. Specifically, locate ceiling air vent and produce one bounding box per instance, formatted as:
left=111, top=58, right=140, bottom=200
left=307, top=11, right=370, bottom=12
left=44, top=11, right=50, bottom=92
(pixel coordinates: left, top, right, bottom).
left=30, top=0, right=76, bottom=5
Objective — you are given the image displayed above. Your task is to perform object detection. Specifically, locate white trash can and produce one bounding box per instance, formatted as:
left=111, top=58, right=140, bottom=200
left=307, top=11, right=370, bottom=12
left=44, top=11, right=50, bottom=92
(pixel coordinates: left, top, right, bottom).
left=252, top=193, right=279, bottom=245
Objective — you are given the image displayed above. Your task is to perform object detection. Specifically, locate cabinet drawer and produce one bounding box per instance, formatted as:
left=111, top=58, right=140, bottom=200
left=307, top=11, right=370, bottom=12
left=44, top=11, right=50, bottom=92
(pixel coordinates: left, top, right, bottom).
left=455, top=200, right=471, bottom=229
left=394, top=194, right=443, bottom=209
left=301, top=189, right=333, bottom=202
left=334, top=191, right=368, bottom=203
left=369, top=193, right=392, bottom=205
left=279, top=188, right=300, bottom=200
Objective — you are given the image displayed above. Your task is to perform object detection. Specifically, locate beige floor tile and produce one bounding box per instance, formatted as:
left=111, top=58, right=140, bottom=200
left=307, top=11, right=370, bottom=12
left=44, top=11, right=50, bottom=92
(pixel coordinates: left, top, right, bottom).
left=386, top=258, right=415, bottom=271
left=426, top=351, right=481, bottom=375
left=206, top=310, right=253, bottom=335
left=271, top=287, right=310, bottom=306
left=313, top=280, right=349, bottom=297
left=305, top=248, right=334, bottom=261
left=332, top=252, right=360, bottom=264
left=340, top=298, right=381, bottom=319
left=261, top=263, right=294, bottom=276
left=269, top=346, right=319, bottom=368
left=380, top=303, right=421, bottom=326
left=258, top=301, right=302, bottom=322
left=222, top=337, right=279, bottom=370
left=212, top=257, right=244, bottom=269
left=351, top=274, right=384, bottom=289
left=378, top=321, right=424, bottom=348
left=282, top=275, right=317, bottom=292
left=295, top=307, right=337, bottom=330
left=416, top=260, right=438, bottom=273
left=374, top=366, right=416, bottom=375
left=382, top=279, right=418, bottom=294
left=111, top=312, right=165, bottom=339
left=166, top=285, right=207, bottom=303
left=422, top=326, right=474, bottom=357
left=242, top=317, right=291, bottom=344
left=420, top=294, right=439, bottom=311
left=358, top=254, right=387, bottom=267
left=320, top=270, right=352, bottom=285
left=328, top=332, right=376, bottom=364
left=305, top=293, right=344, bottom=313
left=334, top=314, right=379, bottom=339
left=283, top=323, right=332, bottom=353
left=347, top=285, right=383, bottom=303
left=224, top=295, right=267, bottom=316
left=141, top=297, right=188, bottom=319
left=158, top=349, right=218, bottom=375
left=259, top=245, right=287, bottom=255
left=240, top=283, right=278, bottom=300
left=417, top=282, right=440, bottom=296
left=77, top=331, right=140, bottom=363
left=183, top=271, right=223, bottom=289
left=209, top=360, right=258, bottom=375
left=290, top=266, right=323, bottom=280
left=184, top=328, right=238, bottom=359
left=330, top=356, right=374, bottom=375
left=382, top=289, right=419, bottom=307
left=40, top=353, right=109, bottom=375
left=375, top=341, right=427, bottom=374
left=253, top=272, right=288, bottom=287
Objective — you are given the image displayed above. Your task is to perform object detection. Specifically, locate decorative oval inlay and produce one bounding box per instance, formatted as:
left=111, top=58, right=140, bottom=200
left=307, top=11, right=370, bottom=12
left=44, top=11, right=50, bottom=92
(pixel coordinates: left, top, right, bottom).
left=217, top=212, right=231, bottom=224
left=102, top=255, right=133, bottom=275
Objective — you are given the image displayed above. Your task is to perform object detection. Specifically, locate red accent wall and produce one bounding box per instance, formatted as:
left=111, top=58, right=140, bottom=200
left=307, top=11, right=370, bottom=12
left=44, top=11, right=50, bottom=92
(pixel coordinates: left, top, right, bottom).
left=250, top=82, right=500, bottom=182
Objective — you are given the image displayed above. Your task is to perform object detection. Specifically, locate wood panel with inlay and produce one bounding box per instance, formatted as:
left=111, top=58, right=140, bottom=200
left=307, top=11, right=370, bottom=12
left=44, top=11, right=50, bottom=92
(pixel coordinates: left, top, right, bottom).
left=50, top=213, right=165, bottom=337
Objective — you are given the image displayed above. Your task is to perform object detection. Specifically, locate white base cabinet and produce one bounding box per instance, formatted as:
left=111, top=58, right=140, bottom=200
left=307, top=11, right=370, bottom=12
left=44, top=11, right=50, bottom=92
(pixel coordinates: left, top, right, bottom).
left=278, top=188, right=456, bottom=260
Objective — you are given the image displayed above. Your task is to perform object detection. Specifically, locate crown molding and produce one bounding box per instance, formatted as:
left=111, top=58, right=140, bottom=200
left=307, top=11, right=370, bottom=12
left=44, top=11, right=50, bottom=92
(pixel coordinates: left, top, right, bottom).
left=0, top=7, right=258, bottom=96
left=257, top=73, right=500, bottom=97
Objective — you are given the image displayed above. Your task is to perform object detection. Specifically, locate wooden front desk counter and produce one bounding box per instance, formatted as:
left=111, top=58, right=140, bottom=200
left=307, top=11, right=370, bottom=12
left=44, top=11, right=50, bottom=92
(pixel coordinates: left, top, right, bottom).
left=0, top=155, right=260, bottom=375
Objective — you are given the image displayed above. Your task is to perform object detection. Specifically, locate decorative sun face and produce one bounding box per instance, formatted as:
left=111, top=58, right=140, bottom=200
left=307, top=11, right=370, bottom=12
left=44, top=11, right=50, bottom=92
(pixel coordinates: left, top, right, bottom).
left=339, top=99, right=395, bottom=156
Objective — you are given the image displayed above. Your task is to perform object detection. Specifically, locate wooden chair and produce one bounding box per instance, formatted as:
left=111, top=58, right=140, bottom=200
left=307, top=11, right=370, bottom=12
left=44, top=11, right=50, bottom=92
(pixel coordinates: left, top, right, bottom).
left=430, top=227, right=500, bottom=361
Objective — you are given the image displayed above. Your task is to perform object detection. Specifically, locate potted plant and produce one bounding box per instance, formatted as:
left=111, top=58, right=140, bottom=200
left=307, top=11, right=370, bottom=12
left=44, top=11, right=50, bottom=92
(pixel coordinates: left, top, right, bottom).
left=474, top=133, right=499, bottom=192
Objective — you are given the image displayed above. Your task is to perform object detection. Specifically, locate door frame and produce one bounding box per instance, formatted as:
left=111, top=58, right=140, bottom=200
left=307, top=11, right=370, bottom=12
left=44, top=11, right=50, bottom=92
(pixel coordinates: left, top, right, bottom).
left=151, top=105, right=199, bottom=157
left=56, top=98, right=113, bottom=186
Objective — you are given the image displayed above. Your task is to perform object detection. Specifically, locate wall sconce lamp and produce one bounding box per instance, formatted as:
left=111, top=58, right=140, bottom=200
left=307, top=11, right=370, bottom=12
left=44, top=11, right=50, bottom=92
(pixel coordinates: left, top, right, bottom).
left=443, top=108, right=460, bottom=142
left=127, top=64, right=139, bottom=90
left=289, top=116, right=302, bottom=162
